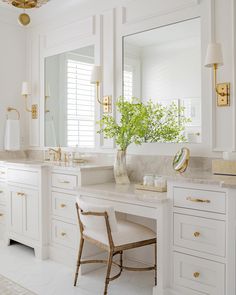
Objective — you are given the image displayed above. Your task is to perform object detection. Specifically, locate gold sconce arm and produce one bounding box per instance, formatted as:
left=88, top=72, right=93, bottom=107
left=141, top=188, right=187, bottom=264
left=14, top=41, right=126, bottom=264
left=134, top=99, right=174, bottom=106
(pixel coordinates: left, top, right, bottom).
left=23, top=94, right=32, bottom=113
left=212, top=64, right=230, bottom=106
left=22, top=94, right=38, bottom=119
left=95, top=81, right=112, bottom=113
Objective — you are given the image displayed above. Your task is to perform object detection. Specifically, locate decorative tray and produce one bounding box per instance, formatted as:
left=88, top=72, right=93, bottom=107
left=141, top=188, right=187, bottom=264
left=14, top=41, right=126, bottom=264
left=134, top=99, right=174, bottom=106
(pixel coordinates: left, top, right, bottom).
left=135, top=184, right=167, bottom=193
left=72, top=158, right=87, bottom=164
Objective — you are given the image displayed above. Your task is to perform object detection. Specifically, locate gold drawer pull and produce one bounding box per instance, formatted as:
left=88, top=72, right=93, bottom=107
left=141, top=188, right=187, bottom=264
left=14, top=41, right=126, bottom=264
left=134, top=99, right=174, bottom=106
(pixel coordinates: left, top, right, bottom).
left=59, top=180, right=70, bottom=184
left=17, top=192, right=25, bottom=197
left=0, top=172, right=5, bottom=175
left=0, top=213, right=4, bottom=217
left=193, top=272, right=200, bottom=278
left=0, top=191, right=4, bottom=194
left=60, top=204, right=66, bottom=208
left=61, top=232, right=67, bottom=237
left=194, top=232, right=200, bottom=238
left=186, top=197, right=211, bottom=203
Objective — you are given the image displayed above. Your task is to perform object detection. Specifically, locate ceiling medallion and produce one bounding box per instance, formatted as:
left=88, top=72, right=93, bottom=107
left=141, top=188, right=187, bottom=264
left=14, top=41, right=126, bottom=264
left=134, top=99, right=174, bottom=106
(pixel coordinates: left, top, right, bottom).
left=2, top=0, right=50, bottom=26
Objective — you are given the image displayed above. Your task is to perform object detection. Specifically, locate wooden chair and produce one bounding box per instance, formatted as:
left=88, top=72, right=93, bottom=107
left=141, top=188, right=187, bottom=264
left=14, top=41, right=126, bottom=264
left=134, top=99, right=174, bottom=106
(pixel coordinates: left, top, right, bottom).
left=74, top=199, right=157, bottom=295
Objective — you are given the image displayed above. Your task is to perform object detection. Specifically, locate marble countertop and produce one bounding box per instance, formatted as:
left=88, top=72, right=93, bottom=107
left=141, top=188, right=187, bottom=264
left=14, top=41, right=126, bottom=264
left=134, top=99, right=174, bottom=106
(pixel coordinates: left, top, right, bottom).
left=0, top=159, right=113, bottom=171
left=79, top=183, right=168, bottom=207
left=168, top=172, right=236, bottom=189
left=2, top=158, right=236, bottom=188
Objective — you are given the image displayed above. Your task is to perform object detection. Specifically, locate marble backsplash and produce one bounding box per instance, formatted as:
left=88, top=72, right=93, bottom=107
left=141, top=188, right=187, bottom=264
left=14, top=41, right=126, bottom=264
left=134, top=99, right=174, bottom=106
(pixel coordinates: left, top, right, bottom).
left=0, top=150, right=27, bottom=160
left=25, top=150, right=213, bottom=183
left=126, top=154, right=212, bottom=182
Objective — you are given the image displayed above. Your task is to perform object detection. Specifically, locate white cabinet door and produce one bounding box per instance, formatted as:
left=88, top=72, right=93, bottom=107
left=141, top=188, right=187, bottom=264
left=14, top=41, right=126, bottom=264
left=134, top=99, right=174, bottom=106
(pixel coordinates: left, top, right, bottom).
left=22, top=188, right=39, bottom=240
left=8, top=186, right=39, bottom=240
left=8, top=187, right=23, bottom=234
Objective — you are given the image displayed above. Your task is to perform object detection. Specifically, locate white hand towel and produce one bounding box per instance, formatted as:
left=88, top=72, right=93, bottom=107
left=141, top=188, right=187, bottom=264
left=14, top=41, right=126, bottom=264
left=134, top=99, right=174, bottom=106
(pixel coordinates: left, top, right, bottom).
left=4, top=119, right=20, bottom=151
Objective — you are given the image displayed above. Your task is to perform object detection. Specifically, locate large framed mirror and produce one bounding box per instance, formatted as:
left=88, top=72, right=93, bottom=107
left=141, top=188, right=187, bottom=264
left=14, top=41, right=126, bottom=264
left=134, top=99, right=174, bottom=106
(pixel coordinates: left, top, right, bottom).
left=44, top=45, right=95, bottom=148
left=123, top=18, right=201, bottom=143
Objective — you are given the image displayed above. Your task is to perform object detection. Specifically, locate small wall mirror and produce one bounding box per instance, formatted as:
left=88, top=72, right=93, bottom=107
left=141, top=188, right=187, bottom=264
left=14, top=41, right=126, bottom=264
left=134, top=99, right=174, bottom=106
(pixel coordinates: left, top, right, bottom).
left=173, top=147, right=190, bottom=173
left=44, top=45, right=95, bottom=148
left=123, top=18, right=201, bottom=143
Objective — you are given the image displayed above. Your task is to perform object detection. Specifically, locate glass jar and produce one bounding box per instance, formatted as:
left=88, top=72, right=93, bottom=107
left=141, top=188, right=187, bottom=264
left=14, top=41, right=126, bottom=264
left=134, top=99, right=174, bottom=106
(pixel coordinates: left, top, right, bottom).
left=154, top=176, right=167, bottom=188
left=143, top=174, right=154, bottom=186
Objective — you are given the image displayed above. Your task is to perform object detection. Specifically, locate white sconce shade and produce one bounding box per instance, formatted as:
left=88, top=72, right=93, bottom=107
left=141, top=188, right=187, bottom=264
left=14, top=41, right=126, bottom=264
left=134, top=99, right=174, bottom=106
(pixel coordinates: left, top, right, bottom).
left=90, top=66, right=102, bottom=84
left=204, top=43, right=223, bottom=67
left=21, top=81, right=31, bottom=96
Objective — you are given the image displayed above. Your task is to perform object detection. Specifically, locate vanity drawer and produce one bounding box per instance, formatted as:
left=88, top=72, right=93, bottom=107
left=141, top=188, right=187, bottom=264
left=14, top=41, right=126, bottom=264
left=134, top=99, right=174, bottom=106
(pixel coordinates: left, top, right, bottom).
left=52, top=173, right=77, bottom=190
left=173, top=187, right=226, bottom=213
left=7, top=168, right=38, bottom=187
left=0, top=206, right=6, bottom=225
left=52, top=192, right=77, bottom=220
left=174, top=252, right=225, bottom=295
left=174, top=213, right=225, bottom=257
left=51, top=219, right=78, bottom=249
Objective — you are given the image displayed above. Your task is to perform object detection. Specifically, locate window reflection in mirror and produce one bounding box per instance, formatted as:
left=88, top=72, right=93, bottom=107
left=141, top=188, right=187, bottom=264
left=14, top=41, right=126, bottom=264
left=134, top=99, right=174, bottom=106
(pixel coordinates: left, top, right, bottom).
left=44, top=45, right=95, bottom=148
left=123, top=18, right=201, bottom=143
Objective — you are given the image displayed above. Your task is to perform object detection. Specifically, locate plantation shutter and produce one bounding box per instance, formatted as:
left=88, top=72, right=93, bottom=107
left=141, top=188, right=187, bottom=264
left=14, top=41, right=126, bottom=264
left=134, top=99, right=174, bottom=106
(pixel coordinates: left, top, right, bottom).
left=67, top=58, right=95, bottom=148
left=123, top=65, right=133, bottom=101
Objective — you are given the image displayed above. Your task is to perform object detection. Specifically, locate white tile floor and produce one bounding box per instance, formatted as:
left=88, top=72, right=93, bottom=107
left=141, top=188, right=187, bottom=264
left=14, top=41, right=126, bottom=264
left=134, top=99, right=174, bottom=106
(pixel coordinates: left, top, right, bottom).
left=0, top=242, right=154, bottom=295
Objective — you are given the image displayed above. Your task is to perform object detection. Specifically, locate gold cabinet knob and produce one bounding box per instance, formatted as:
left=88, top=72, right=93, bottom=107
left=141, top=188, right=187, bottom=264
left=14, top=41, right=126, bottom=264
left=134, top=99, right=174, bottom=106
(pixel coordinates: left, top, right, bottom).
left=0, top=213, right=4, bottom=217
left=194, top=232, right=200, bottom=237
left=193, top=272, right=200, bottom=278
left=61, top=232, right=66, bottom=237
left=0, top=190, right=4, bottom=194
left=17, top=192, right=25, bottom=197
left=60, top=204, right=66, bottom=208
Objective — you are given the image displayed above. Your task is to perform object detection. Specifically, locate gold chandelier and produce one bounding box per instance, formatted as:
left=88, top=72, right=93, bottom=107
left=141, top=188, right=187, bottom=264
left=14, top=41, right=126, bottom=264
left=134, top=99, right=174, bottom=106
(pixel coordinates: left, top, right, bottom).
left=3, top=0, right=49, bottom=26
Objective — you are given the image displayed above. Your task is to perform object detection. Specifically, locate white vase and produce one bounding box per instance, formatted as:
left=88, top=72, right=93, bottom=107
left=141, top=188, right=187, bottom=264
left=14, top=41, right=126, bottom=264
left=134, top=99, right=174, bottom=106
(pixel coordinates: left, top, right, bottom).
left=114, top=150, right=130, bottom=184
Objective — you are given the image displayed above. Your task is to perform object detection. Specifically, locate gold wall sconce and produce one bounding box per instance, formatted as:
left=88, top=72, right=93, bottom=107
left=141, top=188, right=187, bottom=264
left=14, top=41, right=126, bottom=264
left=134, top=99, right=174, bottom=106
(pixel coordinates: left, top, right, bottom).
left=21, top=81, right=38, bottom=119
left=204, top=43, right=230, bottom=107
left=90, top=66, right=112, bottom=113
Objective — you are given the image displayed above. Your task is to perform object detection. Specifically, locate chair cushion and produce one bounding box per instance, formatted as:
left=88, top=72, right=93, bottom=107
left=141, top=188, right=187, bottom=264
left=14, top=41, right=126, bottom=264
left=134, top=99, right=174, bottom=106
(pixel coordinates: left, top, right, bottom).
left=83, top=219, right=156, bottom=247
left=77, top=199, right=118, bottom=233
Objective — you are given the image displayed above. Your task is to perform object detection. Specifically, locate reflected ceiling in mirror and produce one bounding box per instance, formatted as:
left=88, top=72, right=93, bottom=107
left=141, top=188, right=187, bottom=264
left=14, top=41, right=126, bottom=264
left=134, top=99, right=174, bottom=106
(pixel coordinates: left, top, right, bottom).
left=123, top=18, right=201, bottom=143
left=44, top=45, right=95, bottom=148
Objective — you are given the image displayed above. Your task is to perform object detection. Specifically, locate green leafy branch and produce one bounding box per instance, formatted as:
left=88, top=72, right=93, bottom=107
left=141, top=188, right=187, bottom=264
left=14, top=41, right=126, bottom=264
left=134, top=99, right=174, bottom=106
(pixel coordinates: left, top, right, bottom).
left=97, top=97, right=191, bottom=151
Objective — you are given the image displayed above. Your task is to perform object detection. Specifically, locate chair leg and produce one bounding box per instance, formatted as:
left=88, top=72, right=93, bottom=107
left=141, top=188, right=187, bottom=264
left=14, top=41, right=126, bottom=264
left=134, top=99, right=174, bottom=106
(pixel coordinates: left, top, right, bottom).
left=104, top=251, right=113, bottom=295
left=74, top=237, right=84, bottom=287
left=120, top=251, right=123, bottom=273
left=154, top=242, right=157, bottom=286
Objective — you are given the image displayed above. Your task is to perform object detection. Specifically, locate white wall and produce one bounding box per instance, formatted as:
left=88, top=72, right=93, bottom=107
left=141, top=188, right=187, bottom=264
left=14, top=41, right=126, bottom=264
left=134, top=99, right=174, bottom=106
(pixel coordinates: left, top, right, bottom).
left=0, top=8, right=28, bottom=150
left=23, top=0, right=236, bottom=157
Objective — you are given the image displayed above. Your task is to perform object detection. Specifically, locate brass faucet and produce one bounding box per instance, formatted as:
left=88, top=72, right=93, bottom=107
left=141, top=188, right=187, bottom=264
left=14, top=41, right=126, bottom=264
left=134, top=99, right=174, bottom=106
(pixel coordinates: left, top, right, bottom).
left=49, top=146, right=62, bottom=161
